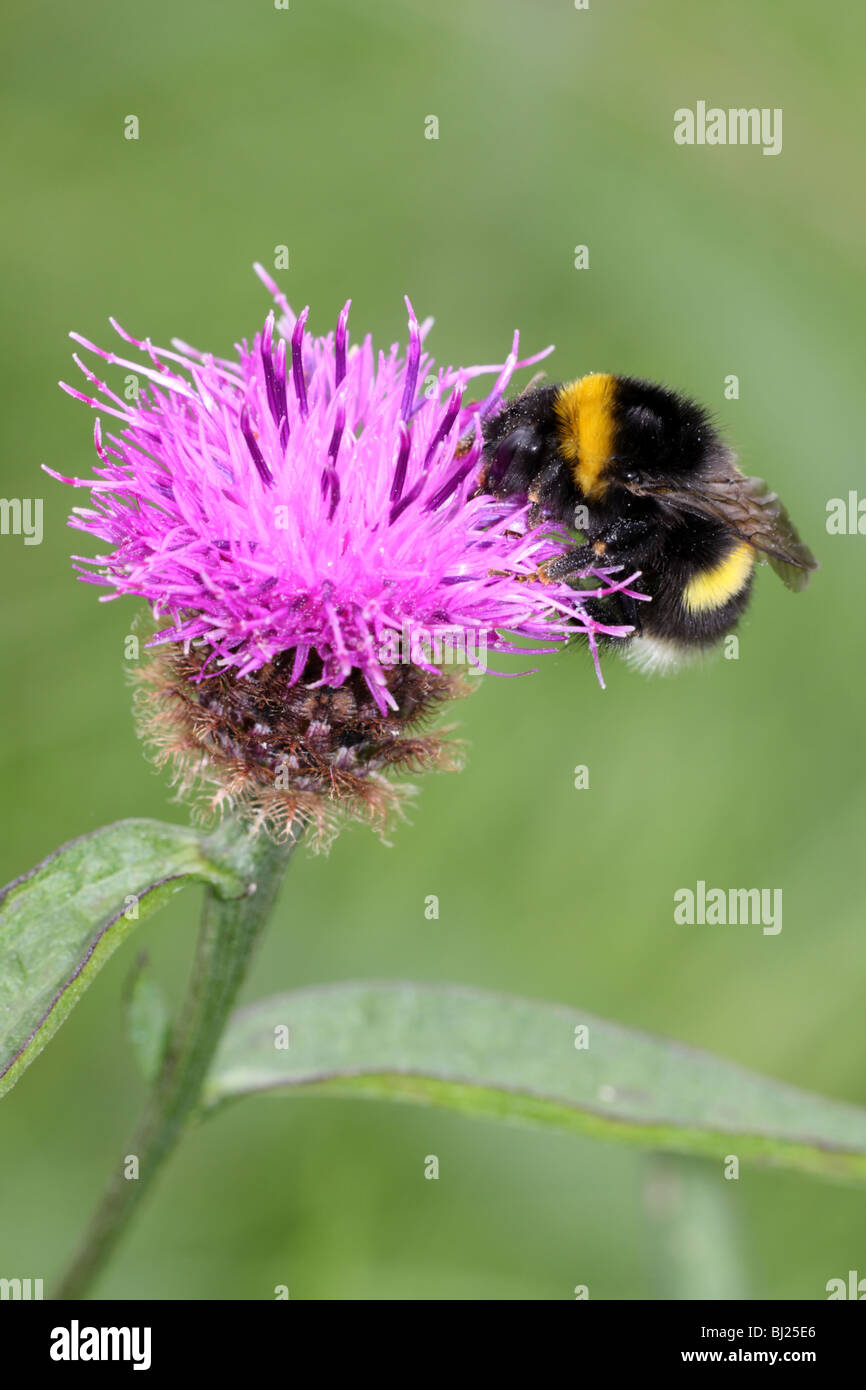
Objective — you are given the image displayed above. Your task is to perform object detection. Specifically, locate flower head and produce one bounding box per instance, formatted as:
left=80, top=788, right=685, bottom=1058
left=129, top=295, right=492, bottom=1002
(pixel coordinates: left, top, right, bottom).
left=48, top=269, right=635, bottom=842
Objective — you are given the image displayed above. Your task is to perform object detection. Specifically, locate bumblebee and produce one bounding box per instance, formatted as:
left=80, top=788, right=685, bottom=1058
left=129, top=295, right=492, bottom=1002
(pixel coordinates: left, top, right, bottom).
left=479, top=373, right=817, bottom=669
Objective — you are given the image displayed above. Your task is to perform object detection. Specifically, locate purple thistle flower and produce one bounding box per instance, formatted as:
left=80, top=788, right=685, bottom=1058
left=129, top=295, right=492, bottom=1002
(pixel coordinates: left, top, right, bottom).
left=47, top=269, right=637, bottom=841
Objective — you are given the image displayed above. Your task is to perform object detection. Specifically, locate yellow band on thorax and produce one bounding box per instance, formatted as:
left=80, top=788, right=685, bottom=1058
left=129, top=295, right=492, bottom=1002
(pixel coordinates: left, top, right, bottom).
left=554, top=374, right=617, bottom=499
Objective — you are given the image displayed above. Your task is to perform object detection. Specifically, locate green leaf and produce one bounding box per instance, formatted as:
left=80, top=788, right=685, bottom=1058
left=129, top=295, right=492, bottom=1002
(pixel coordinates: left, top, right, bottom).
left=123, top=952, right=170, bottom=1084
left=205, top=982, right=866, bottom=1185
left=0, top=818, right=248, bottom=1099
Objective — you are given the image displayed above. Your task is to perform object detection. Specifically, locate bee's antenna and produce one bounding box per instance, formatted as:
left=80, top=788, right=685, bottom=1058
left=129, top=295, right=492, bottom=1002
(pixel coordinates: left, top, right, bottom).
left=518, top=370, right=548, bottom=397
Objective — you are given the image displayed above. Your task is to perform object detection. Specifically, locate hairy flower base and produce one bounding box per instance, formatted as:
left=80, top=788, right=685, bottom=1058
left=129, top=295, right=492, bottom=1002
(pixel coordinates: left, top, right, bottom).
left=132, top=645, right=468, bottom=847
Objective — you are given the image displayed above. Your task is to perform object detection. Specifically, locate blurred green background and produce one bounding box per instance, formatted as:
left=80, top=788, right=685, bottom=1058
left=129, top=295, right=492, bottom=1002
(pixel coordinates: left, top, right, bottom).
left=1, top=0, right=864, bottom=1300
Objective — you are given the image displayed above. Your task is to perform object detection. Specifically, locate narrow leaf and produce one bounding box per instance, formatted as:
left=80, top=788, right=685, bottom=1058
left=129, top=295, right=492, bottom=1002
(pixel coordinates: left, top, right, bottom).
left=205, top=982, right=866, bottom=1185
left=0, top=818, right=247, bottom=1098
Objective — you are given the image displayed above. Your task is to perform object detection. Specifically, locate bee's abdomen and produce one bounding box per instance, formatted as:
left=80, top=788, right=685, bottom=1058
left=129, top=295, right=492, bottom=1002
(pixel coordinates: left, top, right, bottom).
left=640, top=535, right=756, bottom=648
left=681, top=541, right=755, bottom=615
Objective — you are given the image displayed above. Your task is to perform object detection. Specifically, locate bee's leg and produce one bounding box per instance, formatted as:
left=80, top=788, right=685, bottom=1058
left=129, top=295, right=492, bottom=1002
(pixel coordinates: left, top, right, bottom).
left=594, top=516, right=653, bottom=553
left=527, top=460, right=573, bottom=528
left=487, top=541, right=591, bottom=585
left=536, top=543, right=597, bottom=582
left=492, top=540, right=606, bottom=585
left=537, top=530, right=647, bottom=586
left=488, top=541, right=624, bottom=589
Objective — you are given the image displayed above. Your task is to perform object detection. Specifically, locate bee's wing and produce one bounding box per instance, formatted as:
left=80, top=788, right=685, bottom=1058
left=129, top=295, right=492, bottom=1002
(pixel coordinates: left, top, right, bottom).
left=652, top=463, right=818, bottom=593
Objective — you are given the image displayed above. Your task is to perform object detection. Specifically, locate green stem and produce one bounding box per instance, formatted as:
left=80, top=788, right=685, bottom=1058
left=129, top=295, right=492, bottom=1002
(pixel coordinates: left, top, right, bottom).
left=643, top=1153, right=748, bottom=1299
left=54, top=820, right=302, bottom=1299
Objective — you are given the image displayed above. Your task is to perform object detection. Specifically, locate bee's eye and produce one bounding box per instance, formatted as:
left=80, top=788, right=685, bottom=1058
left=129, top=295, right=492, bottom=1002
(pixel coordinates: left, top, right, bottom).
left=622, top=469, right=640, bottom=485
left=488, top=426, right=542, bottom=491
